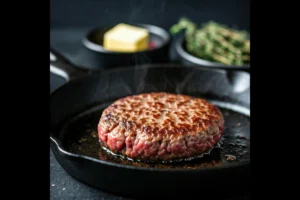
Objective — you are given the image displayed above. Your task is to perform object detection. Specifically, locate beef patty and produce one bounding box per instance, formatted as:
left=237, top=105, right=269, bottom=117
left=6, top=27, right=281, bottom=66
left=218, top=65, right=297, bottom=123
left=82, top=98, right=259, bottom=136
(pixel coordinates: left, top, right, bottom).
left=98, top=92, right=224, bottom=162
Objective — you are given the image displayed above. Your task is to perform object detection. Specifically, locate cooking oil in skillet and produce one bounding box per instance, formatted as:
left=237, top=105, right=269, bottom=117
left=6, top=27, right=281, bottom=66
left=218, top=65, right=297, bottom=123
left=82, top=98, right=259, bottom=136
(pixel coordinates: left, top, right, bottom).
left=63, top=105, right=250, bottom=169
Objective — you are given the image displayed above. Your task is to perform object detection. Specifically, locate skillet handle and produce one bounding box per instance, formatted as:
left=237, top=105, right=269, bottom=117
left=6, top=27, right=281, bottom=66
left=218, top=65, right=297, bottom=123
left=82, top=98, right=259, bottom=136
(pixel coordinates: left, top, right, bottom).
left=50, top=47, right=85, bottom=81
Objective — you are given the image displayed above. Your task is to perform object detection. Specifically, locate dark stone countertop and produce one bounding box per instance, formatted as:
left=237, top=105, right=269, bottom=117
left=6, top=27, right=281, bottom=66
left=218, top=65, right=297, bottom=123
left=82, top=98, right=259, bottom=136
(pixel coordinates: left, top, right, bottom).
left=50, top=150, right=134, bottom=200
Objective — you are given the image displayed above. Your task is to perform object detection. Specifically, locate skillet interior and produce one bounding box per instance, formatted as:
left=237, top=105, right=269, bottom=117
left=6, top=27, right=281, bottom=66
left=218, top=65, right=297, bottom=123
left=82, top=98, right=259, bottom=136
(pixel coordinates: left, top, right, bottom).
left=50, top=64, right=250, bottom=198
left=61, top=99, right=249, bottom=169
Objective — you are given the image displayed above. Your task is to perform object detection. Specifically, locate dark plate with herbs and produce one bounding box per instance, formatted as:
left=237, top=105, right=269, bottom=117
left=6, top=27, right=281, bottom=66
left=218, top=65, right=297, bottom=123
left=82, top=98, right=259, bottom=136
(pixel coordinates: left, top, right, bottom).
left=171, top=18, right=250, bottom=72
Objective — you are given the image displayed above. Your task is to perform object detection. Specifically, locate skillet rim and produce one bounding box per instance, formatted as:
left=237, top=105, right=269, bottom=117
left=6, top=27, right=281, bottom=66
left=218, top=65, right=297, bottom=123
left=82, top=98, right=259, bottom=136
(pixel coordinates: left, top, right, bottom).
left=50, top=64, right=250, bottom=172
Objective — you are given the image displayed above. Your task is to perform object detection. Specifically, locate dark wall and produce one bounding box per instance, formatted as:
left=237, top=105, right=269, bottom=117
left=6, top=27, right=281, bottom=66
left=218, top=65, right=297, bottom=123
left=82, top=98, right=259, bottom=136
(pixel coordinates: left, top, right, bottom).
left=50, top=0, right=250, bottom=31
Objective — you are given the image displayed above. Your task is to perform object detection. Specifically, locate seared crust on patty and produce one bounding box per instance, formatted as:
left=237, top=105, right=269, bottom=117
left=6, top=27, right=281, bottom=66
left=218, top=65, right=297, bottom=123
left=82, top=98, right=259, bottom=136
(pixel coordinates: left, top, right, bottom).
left=98, top=92, right=224, bottom=161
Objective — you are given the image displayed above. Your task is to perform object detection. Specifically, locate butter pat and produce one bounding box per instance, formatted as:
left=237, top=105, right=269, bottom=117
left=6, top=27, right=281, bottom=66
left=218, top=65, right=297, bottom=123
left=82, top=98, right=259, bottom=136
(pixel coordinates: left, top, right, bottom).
left=103, top=23, right=149, bottom=52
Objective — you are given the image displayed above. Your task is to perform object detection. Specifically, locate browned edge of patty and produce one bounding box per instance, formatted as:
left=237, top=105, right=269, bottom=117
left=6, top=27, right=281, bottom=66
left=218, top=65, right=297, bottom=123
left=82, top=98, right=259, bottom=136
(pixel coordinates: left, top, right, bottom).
left=98, top=92, right=225, bottom=162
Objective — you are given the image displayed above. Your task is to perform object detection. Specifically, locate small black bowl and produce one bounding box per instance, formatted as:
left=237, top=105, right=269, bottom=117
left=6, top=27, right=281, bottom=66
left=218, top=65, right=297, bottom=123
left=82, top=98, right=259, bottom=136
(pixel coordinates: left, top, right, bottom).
left=78, top=24, right=171, bottom=70
left=175, top=34, right=250, bottom=72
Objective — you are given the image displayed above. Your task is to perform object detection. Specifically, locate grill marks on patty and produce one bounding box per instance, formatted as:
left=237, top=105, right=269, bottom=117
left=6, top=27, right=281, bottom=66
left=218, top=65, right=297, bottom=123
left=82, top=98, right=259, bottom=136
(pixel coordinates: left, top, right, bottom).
left=98, top=92, right=224, bottom=161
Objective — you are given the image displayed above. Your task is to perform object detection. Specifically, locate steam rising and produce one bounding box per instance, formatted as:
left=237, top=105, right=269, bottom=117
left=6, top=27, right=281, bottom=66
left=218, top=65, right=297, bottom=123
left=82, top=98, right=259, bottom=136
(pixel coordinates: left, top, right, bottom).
left=128, top=0, right=168, bottom=23
left=132, top=66, right=241, bottom=97
left=134, top=63, right=151, bottom=93
left=174, top=71, right=195, bottom=94
left=128, top=0, right=149, bottom=23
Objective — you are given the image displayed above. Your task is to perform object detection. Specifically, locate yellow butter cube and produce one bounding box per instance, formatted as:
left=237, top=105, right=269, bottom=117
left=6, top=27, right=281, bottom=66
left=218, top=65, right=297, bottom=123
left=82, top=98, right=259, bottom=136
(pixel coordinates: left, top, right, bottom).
left=103, top=23, right=149, bottom=52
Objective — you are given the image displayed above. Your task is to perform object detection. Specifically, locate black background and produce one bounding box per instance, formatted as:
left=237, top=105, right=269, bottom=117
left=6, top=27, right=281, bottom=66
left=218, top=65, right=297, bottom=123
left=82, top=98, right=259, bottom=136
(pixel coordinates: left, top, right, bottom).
left=50, top=0, right=250, bottom=31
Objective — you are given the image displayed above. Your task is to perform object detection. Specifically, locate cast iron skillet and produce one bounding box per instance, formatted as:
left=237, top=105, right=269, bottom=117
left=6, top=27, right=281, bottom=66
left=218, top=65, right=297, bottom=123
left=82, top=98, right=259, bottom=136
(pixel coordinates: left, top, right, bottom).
left=50, top=48, right=250, bottom=199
